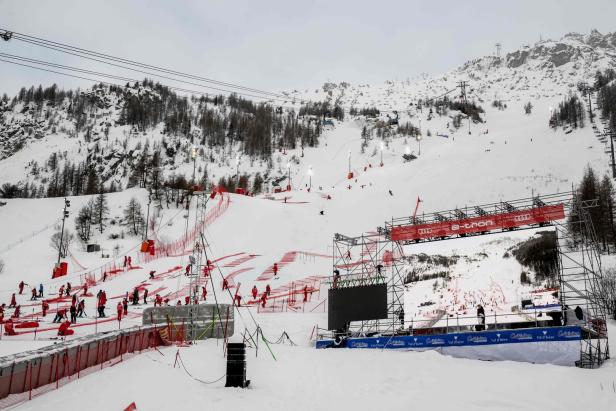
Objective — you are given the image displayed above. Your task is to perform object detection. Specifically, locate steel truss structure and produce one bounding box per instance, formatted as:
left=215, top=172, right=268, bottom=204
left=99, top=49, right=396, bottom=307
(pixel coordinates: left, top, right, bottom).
left=329, top=192, right=609, bottom=368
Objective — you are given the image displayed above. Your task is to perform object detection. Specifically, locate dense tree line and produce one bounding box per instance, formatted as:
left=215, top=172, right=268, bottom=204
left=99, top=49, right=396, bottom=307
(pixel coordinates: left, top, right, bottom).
left=596, top=70, right=616, bottom=132
left=298, top=101, right=345, bottom=121
left=425, top=97, right=484, bottom=122
left=571, top=165, right=616, bottom=252
left=549, top=94, right=585, bottom=129
left=2, top=79, right=328, bottom=198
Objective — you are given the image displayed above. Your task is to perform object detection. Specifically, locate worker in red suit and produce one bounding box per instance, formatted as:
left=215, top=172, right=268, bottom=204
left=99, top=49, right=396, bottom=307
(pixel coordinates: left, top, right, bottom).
left=117, top=301, right=123, bottom=322
left=154, top=294, right=163, bottom=307
left=303, top=285, right=309, bottom=302
left=11, top=305, right=20, bottom=319
left=82, top=283, right=88, bottom=296
left=251, top=285, right=258, bottom=300
left=185, top=264, right=191, bottom=276
left=42, top=300, right=49, bottom=317
left=185, top=296, right=190, bottom=305
left=9, top=293, right=17, bottom=308
left=260, top=292, right=267, bottom=308
left=18, top=281, right=25, bottom=294
left=222, top=278, right=229, bottom=290
left=77, top=300, right=85, bottom=318
left=273, top=263, right=279, bottom=278
left=0, top=304, right=4, bottom=322
left=122, top=298, right=128, bottom=315
left=127, top=256, right=132, bottom=268
left=235, top=294, right=241, bottom=307
left=201, top=286, right=207, bottom=301
left=97, top=290, right=107, bottom=318
left=53, top=307, right=68, bottom=323
left=265, top=284, right=271, bottom=296
left=30, top=288, right=37, bottom=301
left=58, top=284, right=65, bottom=298
left=58, top=320, right=73, bottom=336
left=4, top=319, right=16, bottom=336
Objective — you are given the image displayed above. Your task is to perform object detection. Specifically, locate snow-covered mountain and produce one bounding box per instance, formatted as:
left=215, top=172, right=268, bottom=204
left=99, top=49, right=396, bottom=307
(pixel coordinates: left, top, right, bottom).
left=1, top=29, right=615, bottom=197
left=288, top=29, right=616, bottom=110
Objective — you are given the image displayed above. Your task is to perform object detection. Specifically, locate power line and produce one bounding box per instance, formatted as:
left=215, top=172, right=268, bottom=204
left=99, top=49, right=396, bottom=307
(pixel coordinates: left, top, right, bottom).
left=2, top=28, right=295, bottom=101
left=0, top=39, right=298, bottom=103
left=0, top=55, right=301, bottom=104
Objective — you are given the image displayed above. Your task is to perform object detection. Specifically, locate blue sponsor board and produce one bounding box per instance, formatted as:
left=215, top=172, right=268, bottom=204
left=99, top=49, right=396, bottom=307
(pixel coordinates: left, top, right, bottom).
left=315, top=326, right=581, bottom=349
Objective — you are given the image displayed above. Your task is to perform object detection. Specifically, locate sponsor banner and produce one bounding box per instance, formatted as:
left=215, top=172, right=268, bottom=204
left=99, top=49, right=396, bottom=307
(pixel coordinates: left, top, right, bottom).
left=315, top=326, right=581, bottom=350
left=390, top=204, right=565, bottom=242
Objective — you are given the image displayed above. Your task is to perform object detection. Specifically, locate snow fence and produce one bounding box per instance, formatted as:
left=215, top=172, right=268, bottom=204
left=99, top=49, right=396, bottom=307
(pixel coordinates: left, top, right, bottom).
left=0, top=324, right=166, bottom=408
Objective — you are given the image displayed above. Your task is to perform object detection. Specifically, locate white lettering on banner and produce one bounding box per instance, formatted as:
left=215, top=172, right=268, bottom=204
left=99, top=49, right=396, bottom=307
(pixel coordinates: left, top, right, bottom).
left=513, top=214, right=531, bottom=222
left=418, top=228, right=433, bottom=235
left=511, top=333, right=533, bottom=341
left=557, top=330, right=581, bottom=339
left=451, top=220, right=495, bottom=231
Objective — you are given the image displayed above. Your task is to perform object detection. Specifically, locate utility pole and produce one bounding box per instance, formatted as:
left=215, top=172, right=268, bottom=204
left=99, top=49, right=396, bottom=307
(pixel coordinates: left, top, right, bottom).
left=236, top=155, right=241, bottom=188
left=348, top=150, right=352, bottom=174
left=308, top=165, right=313, bottom=191
left=587, top=89, right=593, bottom=120
left=495, top=43, right=502, bottom=59
left=57, top=198, right=70, bottom=265
left=416, top=135, right=422, bottom=156
left=191, top=146, right=197, bottom=184
left=458, top=81, right=468, bottom=104
left=286, top=162, right=291, bottom=191
left=144, top=189, right=152, bottom=241
left=610, top=130, right=616, bottom=179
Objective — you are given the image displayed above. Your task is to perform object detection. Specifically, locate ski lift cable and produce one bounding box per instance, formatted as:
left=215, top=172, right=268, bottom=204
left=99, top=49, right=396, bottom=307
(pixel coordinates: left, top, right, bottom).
left=0, top=57, right=296, bottom=104
left=2, top=28, right=298, bottom=101
left=0, top=48, right=295, bottom=103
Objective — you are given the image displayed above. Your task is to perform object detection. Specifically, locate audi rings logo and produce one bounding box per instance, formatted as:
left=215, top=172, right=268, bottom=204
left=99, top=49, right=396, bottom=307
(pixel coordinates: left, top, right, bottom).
left=451, top=220, right=495, bottom=231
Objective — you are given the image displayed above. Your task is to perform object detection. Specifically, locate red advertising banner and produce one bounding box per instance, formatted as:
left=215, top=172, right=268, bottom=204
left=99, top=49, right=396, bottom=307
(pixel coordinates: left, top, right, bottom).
left=390, top=204, right=565, bottom=242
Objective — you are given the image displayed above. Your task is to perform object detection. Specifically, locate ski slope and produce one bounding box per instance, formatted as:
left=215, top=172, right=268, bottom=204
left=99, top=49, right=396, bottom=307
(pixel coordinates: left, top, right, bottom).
left=1, top=63, right=616, bottom=409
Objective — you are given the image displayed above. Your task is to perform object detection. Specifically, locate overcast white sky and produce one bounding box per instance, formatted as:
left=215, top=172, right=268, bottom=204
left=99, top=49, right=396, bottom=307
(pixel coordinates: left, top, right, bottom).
left=1, top=0, right=615, bottom=98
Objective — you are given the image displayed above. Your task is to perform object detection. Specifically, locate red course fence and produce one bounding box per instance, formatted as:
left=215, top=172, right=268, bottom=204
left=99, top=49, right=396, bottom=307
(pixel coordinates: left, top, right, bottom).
left=0, top=325, right=166, bottom=408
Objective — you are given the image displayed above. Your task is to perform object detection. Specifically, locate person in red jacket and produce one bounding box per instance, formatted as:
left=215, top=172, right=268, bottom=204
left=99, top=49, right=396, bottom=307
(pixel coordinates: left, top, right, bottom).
left=265, top=284, right=271, bottom=296
left=53, top=307, right=68, bottom=323
left=30, top=288, right=37, bottom=301
left=154, top=294, right=163, bottom=307
left=235, top=294, right=242, bottom=307
left=127, top=256, right=132, bottom=268
left=42, top=301, right=49, bottom=317
left=18, top=281, right=25, bottom=295
left=272, top=263, right=279, bottom=278
left=117, top=302, right=123, bottom=322
left=97, top=291, right=107, bottom=318
left=82, top=283, right=88, bottom=296
left=4, top=319, right=16, bottom=336
left=184, top=296, right=190, bottom=305
left=11, top=305, right=20, bottom=319
left=58, top=320, right=73, bottom=336
left=260, top=292, right=267, bottom=308
left=0, top=304, right=4, bottom=323
left=58, top=285, right=65, bottom=298
left=201, top=286, right=207, bottom=301
left=303, top=285, right=309, bottom=302
left=222, top=278, right=229, bottom=290
left=185, top=264, right=191, bottom=276
left=251, top=285, right=258, bottom=300
left=9, top=293, right=17, bottom=308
